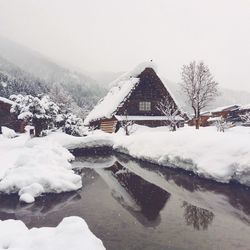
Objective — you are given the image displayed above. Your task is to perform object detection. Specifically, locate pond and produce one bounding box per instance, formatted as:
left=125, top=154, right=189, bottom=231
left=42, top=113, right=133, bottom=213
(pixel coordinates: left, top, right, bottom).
left=1, top=153, right=250, bottom=250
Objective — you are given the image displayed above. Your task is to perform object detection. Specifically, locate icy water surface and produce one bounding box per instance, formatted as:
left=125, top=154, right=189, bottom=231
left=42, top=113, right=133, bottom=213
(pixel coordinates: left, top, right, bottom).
left=1, top=153, right=250, bottom=250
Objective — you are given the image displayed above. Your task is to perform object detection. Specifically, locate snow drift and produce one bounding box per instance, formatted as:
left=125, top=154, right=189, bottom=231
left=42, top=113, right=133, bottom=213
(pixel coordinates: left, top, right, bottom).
left=113, top=126, right=250, bottom=186
left=0, top=216, right=105, bottom=250
left=0, top=134, right=82, bottom=203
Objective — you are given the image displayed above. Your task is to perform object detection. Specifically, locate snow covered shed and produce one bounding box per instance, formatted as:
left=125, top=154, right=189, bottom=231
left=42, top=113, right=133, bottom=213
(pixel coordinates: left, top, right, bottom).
left=84, top=62, right=184, bottom=133
left=0, top=97, right=25, bottom=133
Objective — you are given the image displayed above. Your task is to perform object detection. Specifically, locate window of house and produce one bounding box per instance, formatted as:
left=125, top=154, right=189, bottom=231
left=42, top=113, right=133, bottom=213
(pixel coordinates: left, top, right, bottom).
left=139, top=101, right=151, bottom=111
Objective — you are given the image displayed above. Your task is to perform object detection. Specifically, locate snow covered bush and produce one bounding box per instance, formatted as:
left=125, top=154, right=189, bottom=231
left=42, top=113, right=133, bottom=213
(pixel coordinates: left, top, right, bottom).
left=62, top=113, right=86, bottom=136
left=215, top=117, right=232, bottom=132
left=10, top=94, right=60, bottom=136
left=1, top=126, right=17, bottom=138
left=120, top=119, right=135, bottom=135
left=119, top=112, right=135, bottom=135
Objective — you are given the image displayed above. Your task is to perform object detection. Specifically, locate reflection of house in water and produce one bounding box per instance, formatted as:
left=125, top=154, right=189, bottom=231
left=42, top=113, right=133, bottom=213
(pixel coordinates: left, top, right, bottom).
left=96, top=161, right=170, bottom=227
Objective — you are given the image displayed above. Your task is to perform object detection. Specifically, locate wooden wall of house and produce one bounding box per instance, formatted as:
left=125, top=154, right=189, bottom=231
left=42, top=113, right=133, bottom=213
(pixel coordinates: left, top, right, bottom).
left=116, top=68, right=178, bottom=116
left=100, top=118, right=118, bottom=133
left=189, top=116, right=210, bottom=127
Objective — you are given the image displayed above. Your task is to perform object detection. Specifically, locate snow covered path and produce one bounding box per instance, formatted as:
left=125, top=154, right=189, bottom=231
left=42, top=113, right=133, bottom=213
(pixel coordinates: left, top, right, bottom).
left=0, top=216, right=105, bottom=250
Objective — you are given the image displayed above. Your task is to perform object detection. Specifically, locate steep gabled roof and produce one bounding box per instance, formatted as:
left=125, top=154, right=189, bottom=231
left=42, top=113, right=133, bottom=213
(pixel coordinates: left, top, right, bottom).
left=84, top=62, right=179, bottom=125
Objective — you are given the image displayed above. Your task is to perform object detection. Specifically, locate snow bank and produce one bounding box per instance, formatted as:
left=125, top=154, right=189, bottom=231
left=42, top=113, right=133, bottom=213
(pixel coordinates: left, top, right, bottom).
left=36, top=126, right=250, bottom=187
left=0, top=216, right=105, bottom=250
left=40, top=131, right=114, bottom=150
left=0, top=134, right=81, bottom=203
left=1, top=126, right=17, bottom=138
left=113, top=126, right=250, bottom=186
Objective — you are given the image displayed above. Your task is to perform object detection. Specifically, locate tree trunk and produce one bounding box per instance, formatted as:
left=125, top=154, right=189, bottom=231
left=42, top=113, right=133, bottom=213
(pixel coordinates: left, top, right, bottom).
left=34, top=119, right=43, bottom=137
left=125, top=125, right=129, bottom=136
left=195, top=118, right=200, bottom=129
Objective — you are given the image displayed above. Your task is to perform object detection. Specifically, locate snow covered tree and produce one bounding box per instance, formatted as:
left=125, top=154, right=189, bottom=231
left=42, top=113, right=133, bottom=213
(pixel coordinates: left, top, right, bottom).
left=62, top=113, right=86, bottom=136
left=215, top=117, right=229, bottom=132
left=180, top=61, right=219, bottom=129
left=10, top=94, right=60, bottom=136
left=156, top=98, right=180, bottom=131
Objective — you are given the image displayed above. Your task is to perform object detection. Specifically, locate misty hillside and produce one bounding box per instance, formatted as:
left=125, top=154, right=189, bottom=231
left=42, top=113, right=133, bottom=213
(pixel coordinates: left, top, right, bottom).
left=0, top=55, right=49, bottom=97
left=0, top=37, right=106, bottom=116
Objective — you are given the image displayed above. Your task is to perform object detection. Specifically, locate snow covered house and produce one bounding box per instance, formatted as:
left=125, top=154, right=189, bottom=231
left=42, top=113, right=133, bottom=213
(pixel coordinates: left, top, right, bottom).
left=193, top=104, right=244, bottom=127
left=0, top=97, right=25, bottom=133
left=84, top=62, right=184, bottom=133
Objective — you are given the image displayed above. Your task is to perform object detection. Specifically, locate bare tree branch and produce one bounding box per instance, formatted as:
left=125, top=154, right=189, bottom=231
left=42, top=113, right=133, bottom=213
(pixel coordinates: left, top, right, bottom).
left=156, top=98, right=180, bottom=131
left=180, top=61, right=219, bottom=129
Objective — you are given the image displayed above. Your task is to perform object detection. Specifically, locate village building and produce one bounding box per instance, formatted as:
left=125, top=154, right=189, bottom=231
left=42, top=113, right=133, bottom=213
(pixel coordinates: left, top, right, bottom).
left=0, top=97, right=25, bottom=133
left=194, top=104, right=250, bottom=127
left=84, top=62, right=185, bottom=133
left=188, top=111, right=212, bottom=127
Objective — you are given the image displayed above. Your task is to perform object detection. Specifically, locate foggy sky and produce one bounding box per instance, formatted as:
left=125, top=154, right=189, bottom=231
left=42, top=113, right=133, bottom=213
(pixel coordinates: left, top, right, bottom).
left=0, top=0, right=249, bottom=91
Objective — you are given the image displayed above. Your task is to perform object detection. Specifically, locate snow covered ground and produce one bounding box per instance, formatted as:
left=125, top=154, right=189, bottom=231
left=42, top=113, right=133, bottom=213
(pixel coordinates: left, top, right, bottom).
left=0, top=132, right=82, bottom=203
left=0, top=216, right=105, bottom=250
left=1, top=125, right=250, bottom=203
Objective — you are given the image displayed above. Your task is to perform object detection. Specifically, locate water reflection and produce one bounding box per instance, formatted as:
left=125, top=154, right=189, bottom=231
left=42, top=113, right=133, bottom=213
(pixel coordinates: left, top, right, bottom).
left=98, top=161, right=170, bottom=227
left=0, top=152, right=250, bottom=238
left=0, top=192, right=81, bottom=226
left=113, top=153, right=250, bottom=225
left=182, top=201, right=214, bottom=230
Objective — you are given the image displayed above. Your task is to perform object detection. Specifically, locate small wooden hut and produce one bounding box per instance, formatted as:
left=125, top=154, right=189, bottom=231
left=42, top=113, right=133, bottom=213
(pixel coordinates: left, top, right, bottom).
left=84, top=62, right=184, bottom=133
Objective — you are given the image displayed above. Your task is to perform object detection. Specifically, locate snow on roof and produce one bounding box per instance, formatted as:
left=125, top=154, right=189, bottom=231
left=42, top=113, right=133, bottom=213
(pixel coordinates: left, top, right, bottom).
left=207, top=116, right=222, bottom=122
left=84, top=61, right=180, bottom=125
left=210, top=104, right=240, bottom=113
left=0, top=96, right=14, bottom=105
left=239, top=104, right=250, bottom=110
left=84, top=61, right=158, bottom=125
left=200, top=111, right=212, bottom=116
left=115, top=115, right=184, bottom=121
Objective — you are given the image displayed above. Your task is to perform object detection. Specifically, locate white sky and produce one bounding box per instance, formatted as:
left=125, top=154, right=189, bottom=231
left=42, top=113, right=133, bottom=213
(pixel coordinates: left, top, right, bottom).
left=0, top=0, right=249, bottom=90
